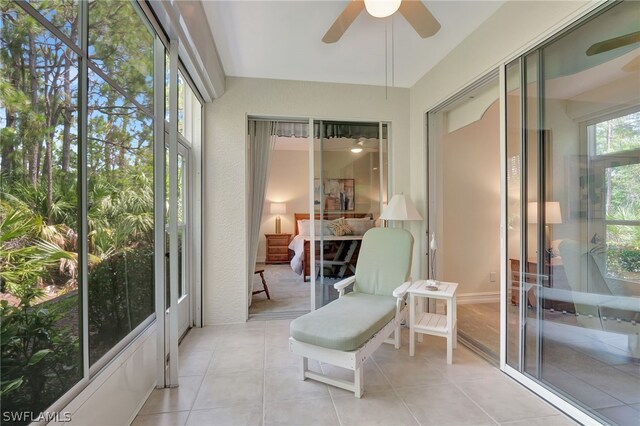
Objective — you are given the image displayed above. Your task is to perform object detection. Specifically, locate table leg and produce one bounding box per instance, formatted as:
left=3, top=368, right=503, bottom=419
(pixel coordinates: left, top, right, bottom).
left=453, top=295, right=457, bottom=349
left=338, top=240, right=358, bottom=278
left=447, top=298, right=453, bottom=365
left=409, top=293, right=415, bottom=357
left=417, top=297, right=424, bottom=343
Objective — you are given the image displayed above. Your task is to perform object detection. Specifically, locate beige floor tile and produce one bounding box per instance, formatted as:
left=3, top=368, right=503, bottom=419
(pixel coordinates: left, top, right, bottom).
left=370, top=341, right=415, bottom=363
left=136, top=317, right=589, bottom=426
left=375, top=356, right=449, bottom=387
left=217, top=329, right=266, bottom=348
left=207, top=342, right=264, bottom=373
left=179, top=332, right=218, bottom=354
left=264, top=397, right=339, bottom=426
left=266, top=328, right=293, bottom=348
left=138, top=376, right=203, bottom=415
left=131, top=411, right=190, bottom=426
left=321, top=360, right=392, bottom=397
left=222, top=321, right=267, bottom=332
left=265, top=344, right=304, bottom=370
left=265, top=319, right=293, bottom=330
left=192, top=370, right=264, bottom=410
left=430, top=357, right=503, bottom=383
left=179, top=350, right=214, bottom=377
left=456, top=377, right=559, bottom=423
left=264, top=366, right=330, bottom=402
left=186, top=406, right=263, bottom=426
left=398, top=383, right=496, bottom=425
left=332, top=391, right=419, bottom=426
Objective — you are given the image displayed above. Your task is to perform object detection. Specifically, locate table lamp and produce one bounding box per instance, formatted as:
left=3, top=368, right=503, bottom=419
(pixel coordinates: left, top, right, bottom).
left=270, top=203, right=286, bottom=234
left=379, top=194, right=423, bottom=224
left=528, top=201, right=562, bottom=257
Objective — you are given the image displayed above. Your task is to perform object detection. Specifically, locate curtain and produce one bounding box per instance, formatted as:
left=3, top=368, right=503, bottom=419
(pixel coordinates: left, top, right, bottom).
left=247, top=120, right=277, bottom=306
left=273, top=121, right=380, bottom=139
left=276, top=122, right=309, bottom=138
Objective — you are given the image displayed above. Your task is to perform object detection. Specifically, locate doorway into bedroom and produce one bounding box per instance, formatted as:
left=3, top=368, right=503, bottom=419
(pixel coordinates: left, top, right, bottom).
left=427, top=72, right=501, bottom=363
left=250, top=123, right=311, bottom=319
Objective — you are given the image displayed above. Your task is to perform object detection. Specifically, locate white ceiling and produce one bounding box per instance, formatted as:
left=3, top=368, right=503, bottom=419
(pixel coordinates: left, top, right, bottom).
left=202, top=0, right=505, bottom=88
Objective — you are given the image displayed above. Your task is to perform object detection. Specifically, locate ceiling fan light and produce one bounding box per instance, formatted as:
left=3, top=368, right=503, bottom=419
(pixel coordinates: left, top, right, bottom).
left=364, top=0, right=401, bottom=18
left=351, top=146, right=363, bottom=153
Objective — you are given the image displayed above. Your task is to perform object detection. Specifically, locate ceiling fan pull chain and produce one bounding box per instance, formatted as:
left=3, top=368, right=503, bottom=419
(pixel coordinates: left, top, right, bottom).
left=385, top=16, right=388, bottom=100
left=392, top=14, right=395, bottom=89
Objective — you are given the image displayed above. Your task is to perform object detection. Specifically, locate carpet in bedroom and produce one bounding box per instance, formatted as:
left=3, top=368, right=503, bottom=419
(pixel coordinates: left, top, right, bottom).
left=249, top=263, right=344, bottom=319
left=249, top=264, right=311, bottom=318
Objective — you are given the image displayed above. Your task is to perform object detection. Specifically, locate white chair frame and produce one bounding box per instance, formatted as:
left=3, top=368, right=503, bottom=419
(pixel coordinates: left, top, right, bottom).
left=289, top=276, right=412, bottom=398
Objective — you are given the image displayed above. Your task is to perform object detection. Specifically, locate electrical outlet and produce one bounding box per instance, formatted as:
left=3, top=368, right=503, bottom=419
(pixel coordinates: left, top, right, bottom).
left=490, top=272, right=496, bottom=282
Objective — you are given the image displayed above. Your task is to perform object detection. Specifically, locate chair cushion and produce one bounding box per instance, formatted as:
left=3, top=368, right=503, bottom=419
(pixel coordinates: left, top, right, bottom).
left=290, top=292, right=397, bottom=351
left=354, top=228, right=413, bottom=296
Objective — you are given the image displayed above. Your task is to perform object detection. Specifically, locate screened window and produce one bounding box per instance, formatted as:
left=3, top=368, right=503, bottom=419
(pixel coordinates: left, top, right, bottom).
left=1, top=2, right=82, bottom=419
left=1, top=0, right=159, bottom=420
left=588, top=111, right=640, bottom=281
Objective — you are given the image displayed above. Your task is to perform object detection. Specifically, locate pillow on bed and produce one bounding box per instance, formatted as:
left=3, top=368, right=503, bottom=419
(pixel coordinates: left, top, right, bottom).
left=345, top=218, right=374, bottom=235
left=328, top=218, right=352, bottom=236
left=297, top=220, right=311, bottom=236
left=297, top=219, right=336, bottom=236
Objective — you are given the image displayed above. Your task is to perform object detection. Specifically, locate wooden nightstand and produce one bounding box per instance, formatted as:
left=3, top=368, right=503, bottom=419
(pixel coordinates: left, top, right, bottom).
left=265, top=233, right=291, bottom=264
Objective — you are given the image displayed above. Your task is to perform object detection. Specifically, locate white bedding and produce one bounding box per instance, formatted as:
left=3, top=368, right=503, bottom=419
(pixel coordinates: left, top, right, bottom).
left=289, top=217, right=374, bottom=276
left=288, top=235, right=306, bottom=275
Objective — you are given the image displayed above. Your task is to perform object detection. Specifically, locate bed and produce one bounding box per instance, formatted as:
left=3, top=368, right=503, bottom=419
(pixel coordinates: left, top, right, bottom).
left=289, top=213, right=375, bottom=281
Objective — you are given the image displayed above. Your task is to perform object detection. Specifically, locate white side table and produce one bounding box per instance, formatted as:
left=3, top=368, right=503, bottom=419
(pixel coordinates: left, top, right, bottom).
left=408, top=280, right=458, bottom=364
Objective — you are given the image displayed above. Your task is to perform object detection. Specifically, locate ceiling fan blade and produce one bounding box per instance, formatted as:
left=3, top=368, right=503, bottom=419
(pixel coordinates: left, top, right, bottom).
left=586, top=31, right=640, bottom=56
left=399, top=0, right=441, bottom=39
left=622, top=55, right=640, bottom=72
left=322, top=0, right=365, bottom=44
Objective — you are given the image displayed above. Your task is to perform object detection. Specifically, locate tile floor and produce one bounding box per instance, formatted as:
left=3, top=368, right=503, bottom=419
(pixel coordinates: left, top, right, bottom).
left=133, top=320, right=577, bottom=426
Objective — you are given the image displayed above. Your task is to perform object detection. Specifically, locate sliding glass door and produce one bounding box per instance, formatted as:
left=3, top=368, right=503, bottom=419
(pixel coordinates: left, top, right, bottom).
left=505, top=2, right=639, bottom=423
left=310, top=121, right=389, bottom=308
left=426, top=73, right=501, bottom=361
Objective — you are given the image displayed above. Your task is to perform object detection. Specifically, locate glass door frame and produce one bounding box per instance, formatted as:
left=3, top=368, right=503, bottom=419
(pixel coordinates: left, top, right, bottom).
left=499, top=54, right=596, bottom=423
left=308, top=119, right=392, bottom=310
left=176, top=141, right=192, bottom=338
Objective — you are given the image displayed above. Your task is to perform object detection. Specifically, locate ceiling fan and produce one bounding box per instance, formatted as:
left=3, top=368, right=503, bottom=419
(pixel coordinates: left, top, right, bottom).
left=322, top=0, right=441, bottom=44
left=586, top=31, right=640, bottom=56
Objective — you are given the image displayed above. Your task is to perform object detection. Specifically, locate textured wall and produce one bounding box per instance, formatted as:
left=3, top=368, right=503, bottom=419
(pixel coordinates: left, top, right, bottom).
left=204, top=78, right=409, bottom=325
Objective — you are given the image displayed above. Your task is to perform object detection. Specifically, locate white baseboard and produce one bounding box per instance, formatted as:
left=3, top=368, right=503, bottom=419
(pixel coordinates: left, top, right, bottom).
left=457, top=291, right=500, bottom=304
left=256, top=256, right=266, bottom=264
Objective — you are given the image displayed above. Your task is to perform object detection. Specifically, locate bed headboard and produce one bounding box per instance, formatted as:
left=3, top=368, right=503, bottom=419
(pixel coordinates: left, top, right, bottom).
left=294, top=212, right=372, bottom=236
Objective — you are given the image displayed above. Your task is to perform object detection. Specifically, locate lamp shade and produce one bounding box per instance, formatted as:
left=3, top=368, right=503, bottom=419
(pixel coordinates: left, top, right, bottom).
left=380, top=194, right=423, bottom=221
left=270, top=203, right=286, bottom=215
left=527, top=201, right=562, bottom=224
